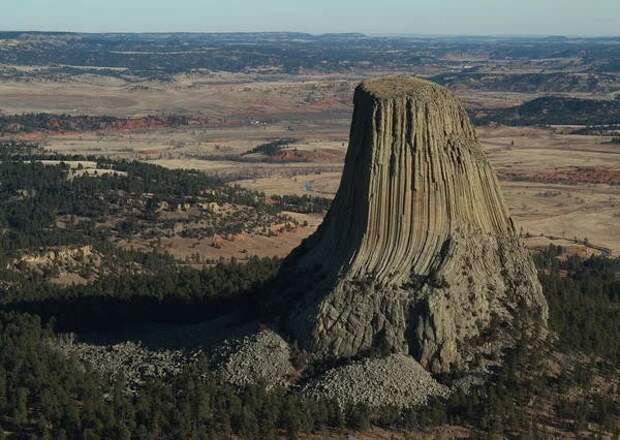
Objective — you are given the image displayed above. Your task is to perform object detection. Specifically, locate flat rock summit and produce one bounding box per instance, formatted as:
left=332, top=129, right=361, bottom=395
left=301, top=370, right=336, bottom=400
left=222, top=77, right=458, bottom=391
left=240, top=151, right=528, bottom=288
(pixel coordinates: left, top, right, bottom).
left=269, top=76, right=549, bottom=373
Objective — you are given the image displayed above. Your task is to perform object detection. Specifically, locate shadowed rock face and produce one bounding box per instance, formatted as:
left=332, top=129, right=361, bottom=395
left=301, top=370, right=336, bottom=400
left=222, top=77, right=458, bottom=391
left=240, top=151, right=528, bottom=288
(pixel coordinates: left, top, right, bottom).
left=272, top=76, right=548, bottom=373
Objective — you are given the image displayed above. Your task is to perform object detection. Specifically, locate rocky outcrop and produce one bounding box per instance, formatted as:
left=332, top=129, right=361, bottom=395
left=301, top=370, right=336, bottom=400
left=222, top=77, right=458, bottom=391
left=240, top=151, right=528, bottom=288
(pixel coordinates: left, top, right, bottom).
left=10, top=245, right=101, bottom=279
left=209, top=329, right=294, bottom=389
left=57, top=338, right=197, bottom=389
left=270, top=76, right=548, bottom=373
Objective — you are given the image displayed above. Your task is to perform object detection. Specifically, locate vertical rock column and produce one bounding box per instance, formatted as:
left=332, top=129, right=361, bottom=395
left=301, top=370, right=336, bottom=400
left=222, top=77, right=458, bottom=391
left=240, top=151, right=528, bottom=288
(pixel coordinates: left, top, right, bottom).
left=270, top=76, right=548, bottom=372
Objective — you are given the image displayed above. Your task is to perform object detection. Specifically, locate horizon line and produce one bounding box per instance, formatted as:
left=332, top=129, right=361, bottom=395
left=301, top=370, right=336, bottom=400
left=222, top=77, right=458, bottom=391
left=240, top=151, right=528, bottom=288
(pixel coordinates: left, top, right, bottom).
left=1, top=29, right=619, bottom=39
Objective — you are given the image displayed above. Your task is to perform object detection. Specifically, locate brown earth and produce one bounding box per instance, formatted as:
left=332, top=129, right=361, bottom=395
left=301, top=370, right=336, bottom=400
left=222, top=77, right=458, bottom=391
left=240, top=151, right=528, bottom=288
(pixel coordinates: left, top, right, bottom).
left=296, top=426, right=470, bottom=439
left=1, top=115, right=210, bottom=138
left=266, top=147, right=345, bottom=163
left=121, top=212, right=323, bottom=263
left=500, top=166, right=620, bottom=185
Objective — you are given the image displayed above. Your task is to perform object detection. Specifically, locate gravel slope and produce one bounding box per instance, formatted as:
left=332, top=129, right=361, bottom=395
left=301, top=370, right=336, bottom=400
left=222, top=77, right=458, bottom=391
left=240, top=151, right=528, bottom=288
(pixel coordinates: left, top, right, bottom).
left=303, top=353, right=450, bottom=409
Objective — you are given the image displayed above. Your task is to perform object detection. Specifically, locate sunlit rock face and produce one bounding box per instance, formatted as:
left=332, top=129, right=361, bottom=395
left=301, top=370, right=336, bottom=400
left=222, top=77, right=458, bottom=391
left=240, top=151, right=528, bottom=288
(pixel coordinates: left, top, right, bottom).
left=271, top=76, right=548, bottom=373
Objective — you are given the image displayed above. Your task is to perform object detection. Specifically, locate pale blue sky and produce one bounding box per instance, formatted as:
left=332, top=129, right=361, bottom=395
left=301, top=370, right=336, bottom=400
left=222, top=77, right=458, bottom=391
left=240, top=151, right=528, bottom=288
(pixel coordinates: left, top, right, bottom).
left=2, top=0, right=618, bottom=36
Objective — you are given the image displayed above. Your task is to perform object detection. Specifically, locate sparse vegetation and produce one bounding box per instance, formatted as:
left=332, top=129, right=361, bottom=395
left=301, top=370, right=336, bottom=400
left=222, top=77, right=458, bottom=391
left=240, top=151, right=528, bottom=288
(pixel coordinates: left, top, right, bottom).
left=244, top=139, right=297, bottom=157
left=433, top=71, right=620, bottom=94
left=0, top=113, right=205, bottom=135
left=570, top=124, right=620, bottom=136
left=0, top=150, right=313, bottom=254
left=472, top=96, right=620, bottom=126
left=269, top=194, right=332, bottom=214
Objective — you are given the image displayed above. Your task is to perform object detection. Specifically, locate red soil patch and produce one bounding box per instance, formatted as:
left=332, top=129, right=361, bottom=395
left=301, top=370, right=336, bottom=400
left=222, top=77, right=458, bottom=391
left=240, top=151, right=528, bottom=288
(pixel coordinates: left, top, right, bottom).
left=1, top=115, right=209, bottom=139
left=501, top=166, right=620, bottom=185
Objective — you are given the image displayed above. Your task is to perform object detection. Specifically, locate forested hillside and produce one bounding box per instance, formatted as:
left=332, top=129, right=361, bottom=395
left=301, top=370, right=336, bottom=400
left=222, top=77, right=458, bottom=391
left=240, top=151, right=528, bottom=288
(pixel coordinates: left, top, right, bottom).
left=0, top=246, right=618, bottom=438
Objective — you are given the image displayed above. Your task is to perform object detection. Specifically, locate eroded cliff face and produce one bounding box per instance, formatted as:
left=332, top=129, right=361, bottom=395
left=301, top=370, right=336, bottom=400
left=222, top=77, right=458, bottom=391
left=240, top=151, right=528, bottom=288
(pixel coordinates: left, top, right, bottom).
left=272, top=76, right=548, bottom=373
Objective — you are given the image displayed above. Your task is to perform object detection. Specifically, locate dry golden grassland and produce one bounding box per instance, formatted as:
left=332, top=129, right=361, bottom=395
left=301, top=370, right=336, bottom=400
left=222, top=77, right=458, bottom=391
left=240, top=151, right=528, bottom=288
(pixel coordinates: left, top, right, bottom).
left=4, top=75, right=619, bottom=258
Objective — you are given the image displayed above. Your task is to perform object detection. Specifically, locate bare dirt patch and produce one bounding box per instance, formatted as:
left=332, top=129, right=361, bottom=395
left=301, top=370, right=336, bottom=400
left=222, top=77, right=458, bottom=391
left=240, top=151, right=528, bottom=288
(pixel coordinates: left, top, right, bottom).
left=298, top=426, right=470, bottom=440
left=122, top=212, right=322, bottom=262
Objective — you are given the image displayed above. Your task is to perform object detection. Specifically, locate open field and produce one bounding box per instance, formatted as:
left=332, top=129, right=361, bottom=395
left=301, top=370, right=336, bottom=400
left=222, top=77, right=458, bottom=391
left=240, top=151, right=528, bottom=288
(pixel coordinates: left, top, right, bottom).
left=0, top=73, right=539, bottom=120
left=0, top=73, right=355, bottom=117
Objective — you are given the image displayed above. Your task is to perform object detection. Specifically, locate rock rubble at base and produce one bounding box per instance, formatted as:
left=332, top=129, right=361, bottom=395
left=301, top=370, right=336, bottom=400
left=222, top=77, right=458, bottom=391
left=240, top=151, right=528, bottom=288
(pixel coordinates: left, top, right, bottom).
left=209, top=329, right=295, bottom=389
left=58, top=332, right=454, bottom=409
left=303, top=354, right=449, bottom=409
left=58, top=339, right=199, bottom=388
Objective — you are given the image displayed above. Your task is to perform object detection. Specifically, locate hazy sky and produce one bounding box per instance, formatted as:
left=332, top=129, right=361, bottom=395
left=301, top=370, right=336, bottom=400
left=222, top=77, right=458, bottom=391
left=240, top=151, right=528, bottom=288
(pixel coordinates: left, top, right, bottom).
left=2, top=0, right=618, bottom=36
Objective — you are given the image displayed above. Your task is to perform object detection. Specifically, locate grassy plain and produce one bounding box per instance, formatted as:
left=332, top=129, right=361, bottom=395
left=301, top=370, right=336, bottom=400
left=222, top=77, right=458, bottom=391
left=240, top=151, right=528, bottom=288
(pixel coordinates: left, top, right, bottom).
left=3, top=74, right=619, bottom=257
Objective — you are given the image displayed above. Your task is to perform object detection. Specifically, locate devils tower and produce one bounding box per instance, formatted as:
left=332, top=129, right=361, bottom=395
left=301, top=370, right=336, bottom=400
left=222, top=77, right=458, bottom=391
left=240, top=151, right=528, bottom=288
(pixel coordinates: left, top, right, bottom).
left=270, top=76, right=548, bottom=373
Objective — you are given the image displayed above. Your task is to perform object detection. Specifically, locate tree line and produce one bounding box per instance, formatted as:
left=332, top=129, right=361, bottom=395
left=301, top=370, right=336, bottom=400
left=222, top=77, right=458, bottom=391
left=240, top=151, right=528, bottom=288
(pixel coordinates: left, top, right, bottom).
left=535, top=245, right=620, bottom=364
left=3, top=256, right=280, bottom=332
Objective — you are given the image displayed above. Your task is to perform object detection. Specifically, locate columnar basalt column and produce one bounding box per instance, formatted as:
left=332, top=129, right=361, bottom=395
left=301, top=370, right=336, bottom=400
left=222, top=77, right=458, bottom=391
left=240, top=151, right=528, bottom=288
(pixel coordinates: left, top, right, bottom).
left=270, top=76, right=548, bottom=372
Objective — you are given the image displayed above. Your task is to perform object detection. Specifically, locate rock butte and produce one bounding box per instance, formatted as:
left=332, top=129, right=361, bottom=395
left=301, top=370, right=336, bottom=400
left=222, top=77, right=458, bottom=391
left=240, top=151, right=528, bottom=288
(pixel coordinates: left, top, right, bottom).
left=269, top=76, right=548, bottom=373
